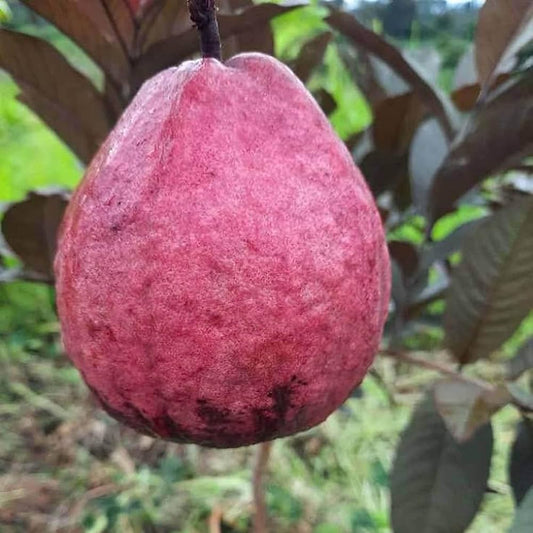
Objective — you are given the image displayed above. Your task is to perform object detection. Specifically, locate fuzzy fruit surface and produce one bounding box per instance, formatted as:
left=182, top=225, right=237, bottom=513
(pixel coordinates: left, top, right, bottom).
left=55, top=54, right=390, bottom=448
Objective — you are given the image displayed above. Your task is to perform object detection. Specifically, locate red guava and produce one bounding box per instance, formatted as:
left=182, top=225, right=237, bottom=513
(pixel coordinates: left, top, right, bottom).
left=55, top=54, right=390, bottom=448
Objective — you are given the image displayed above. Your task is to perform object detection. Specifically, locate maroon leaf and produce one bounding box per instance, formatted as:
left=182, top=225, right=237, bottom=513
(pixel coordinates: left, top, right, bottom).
left=313, top=89, right=336, bottom=116
left=326, top=9, right=457, bottom=140
left=451, top=74, right=510, bottom=112
left=388, top=241, right=419, bottom=279
left=338, top=45, right=387, bottom=109
left=509, top=420, right=533, bottom=506
left=102, top=0, right=137, bottom=55
left=132, top=2, right=306, bottom=89
left=291, top=32, right=331, bottom=84
left=1, top=190, right=70, bottom=280
left=359, top=151, right=408, bottom=198
left=475, top=0, right=533, bottom=88
left=20, top=0, right=130, bottom=84
left=452, top=46, right=512, bottom=112
left=0, top=29, right=112, bottom=163
left=444, top=197, right=533, bottom=364
left=390, top=393, right=493, bottom=533
left=138, top=0, right=191, bottom=53
left=220, top=0, right=276, bottom=57
left=373, top=91, right=426, bottom=153
left=430, top=74, right=533, bottom=222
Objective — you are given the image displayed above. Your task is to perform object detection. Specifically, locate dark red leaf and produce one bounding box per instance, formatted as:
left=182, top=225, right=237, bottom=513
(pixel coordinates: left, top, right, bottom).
left=373, top=91, right=426, bottom=153
left=475, top=0, right=533, bottom=88
left=1, top=190, right=70, bottom=280
left=326, top=9, right=457, bottom=140
left=314, top=89, right=337, bottom=116
left=430, top=75, right=533, bottom=222
left=388, top=241, right=419, bottom=280
left=20, top=0, right=130, bottom=84
left=0, top=29, right=112, bottom=163
left=291, top=32, right=331, bottom=84
left=360, top=151, right=408, bottom=198
left=510, top=420, right=533, bottom=506
left=220, top=0, right=275, bottom=57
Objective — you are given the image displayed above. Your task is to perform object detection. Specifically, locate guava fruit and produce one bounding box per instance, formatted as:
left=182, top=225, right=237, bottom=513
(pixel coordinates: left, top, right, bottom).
left=55, top=54, right=390, bottom=448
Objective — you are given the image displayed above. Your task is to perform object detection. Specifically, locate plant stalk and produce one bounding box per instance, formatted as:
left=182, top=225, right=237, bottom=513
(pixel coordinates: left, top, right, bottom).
left=188, top=0, right=222, bottom=60
left=252, top=441, right=272, bottom=533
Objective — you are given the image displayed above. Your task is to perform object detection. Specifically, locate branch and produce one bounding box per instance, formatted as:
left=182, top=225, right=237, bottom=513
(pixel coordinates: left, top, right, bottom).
left=252, top=441, right=272, bottom=533
left=188, top=0, right=222, bottom=60
left=382, top=349, right=492, bottom=391
left=382, top=349, right=533, bottom=413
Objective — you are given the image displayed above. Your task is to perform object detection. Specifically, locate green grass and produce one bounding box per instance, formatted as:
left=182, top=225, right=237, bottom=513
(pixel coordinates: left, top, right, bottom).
left=0, top=301, right=520, bottom=532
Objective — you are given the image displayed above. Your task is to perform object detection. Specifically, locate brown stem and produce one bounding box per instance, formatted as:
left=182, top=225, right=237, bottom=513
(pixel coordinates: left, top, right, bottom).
left=252, top=441, right=272, bottom=533
left=188, top=0, right=222, bottom=60
left=382, top=349, right=492, bottom=391
left=208, top=505, right=223, bottom=533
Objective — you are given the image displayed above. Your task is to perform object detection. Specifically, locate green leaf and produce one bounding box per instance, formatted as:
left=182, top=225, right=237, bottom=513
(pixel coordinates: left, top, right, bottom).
left=444, top=197, right=533, bottom=365
left=0, top=0, right=12, bottom=23
left=507, top=337, right=533, bottom=380
left=390, top=393, right=493, bottom=533
left=509, top=486, right=533, bottom=533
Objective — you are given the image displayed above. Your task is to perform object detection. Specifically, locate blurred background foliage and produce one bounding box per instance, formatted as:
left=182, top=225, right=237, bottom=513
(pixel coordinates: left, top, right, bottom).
left=1, top=0, right=532, bottom=532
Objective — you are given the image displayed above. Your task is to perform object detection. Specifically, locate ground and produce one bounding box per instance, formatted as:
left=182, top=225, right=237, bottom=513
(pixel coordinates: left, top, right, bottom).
left=0, top=281, right=517, bottom=532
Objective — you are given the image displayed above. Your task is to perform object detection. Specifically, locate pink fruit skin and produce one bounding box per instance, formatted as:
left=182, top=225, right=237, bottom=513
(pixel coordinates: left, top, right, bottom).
left=55, top=54, right=390, bottom=448
left=126, top=0, right=151, bottom=14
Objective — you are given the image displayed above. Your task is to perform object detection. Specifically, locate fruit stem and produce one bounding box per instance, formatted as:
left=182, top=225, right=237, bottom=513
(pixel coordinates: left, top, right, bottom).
left=252, top=441, right=273, bottom=533
left=188, top=0, right=222, bottom=61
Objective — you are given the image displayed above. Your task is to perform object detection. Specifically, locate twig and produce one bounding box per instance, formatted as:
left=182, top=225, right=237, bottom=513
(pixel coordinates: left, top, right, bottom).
left=188, top=0, right=222, bottom=60
left=382, top=349, right=492, bottom=391
left=252, top=441, right=272, bottom=533
left=208, top=505, right=223, bottom=533
left=369, top=368, right=397, bottom=406
left=69, top=483, right=120, bottom=524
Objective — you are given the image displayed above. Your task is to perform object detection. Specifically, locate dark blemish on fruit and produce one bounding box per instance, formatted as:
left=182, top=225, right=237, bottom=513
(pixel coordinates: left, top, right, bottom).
left=152, top=411, right=187, bottom=439
left=254, top=382, right=296, bottom=439
left=196, top=398, right=230, bottom=426
left=245, top=239, right=259, bottom=253
left=271, top=384, right=292, bottom=422
left=252, top=408, right=279, bottom=440
left=87, top=383, right=154, bottom=437
left=111, top=224, right=120, bottom=233
left=87, top=322, right=117, bottom=343
left=207, top=312, right=223, bottom=327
